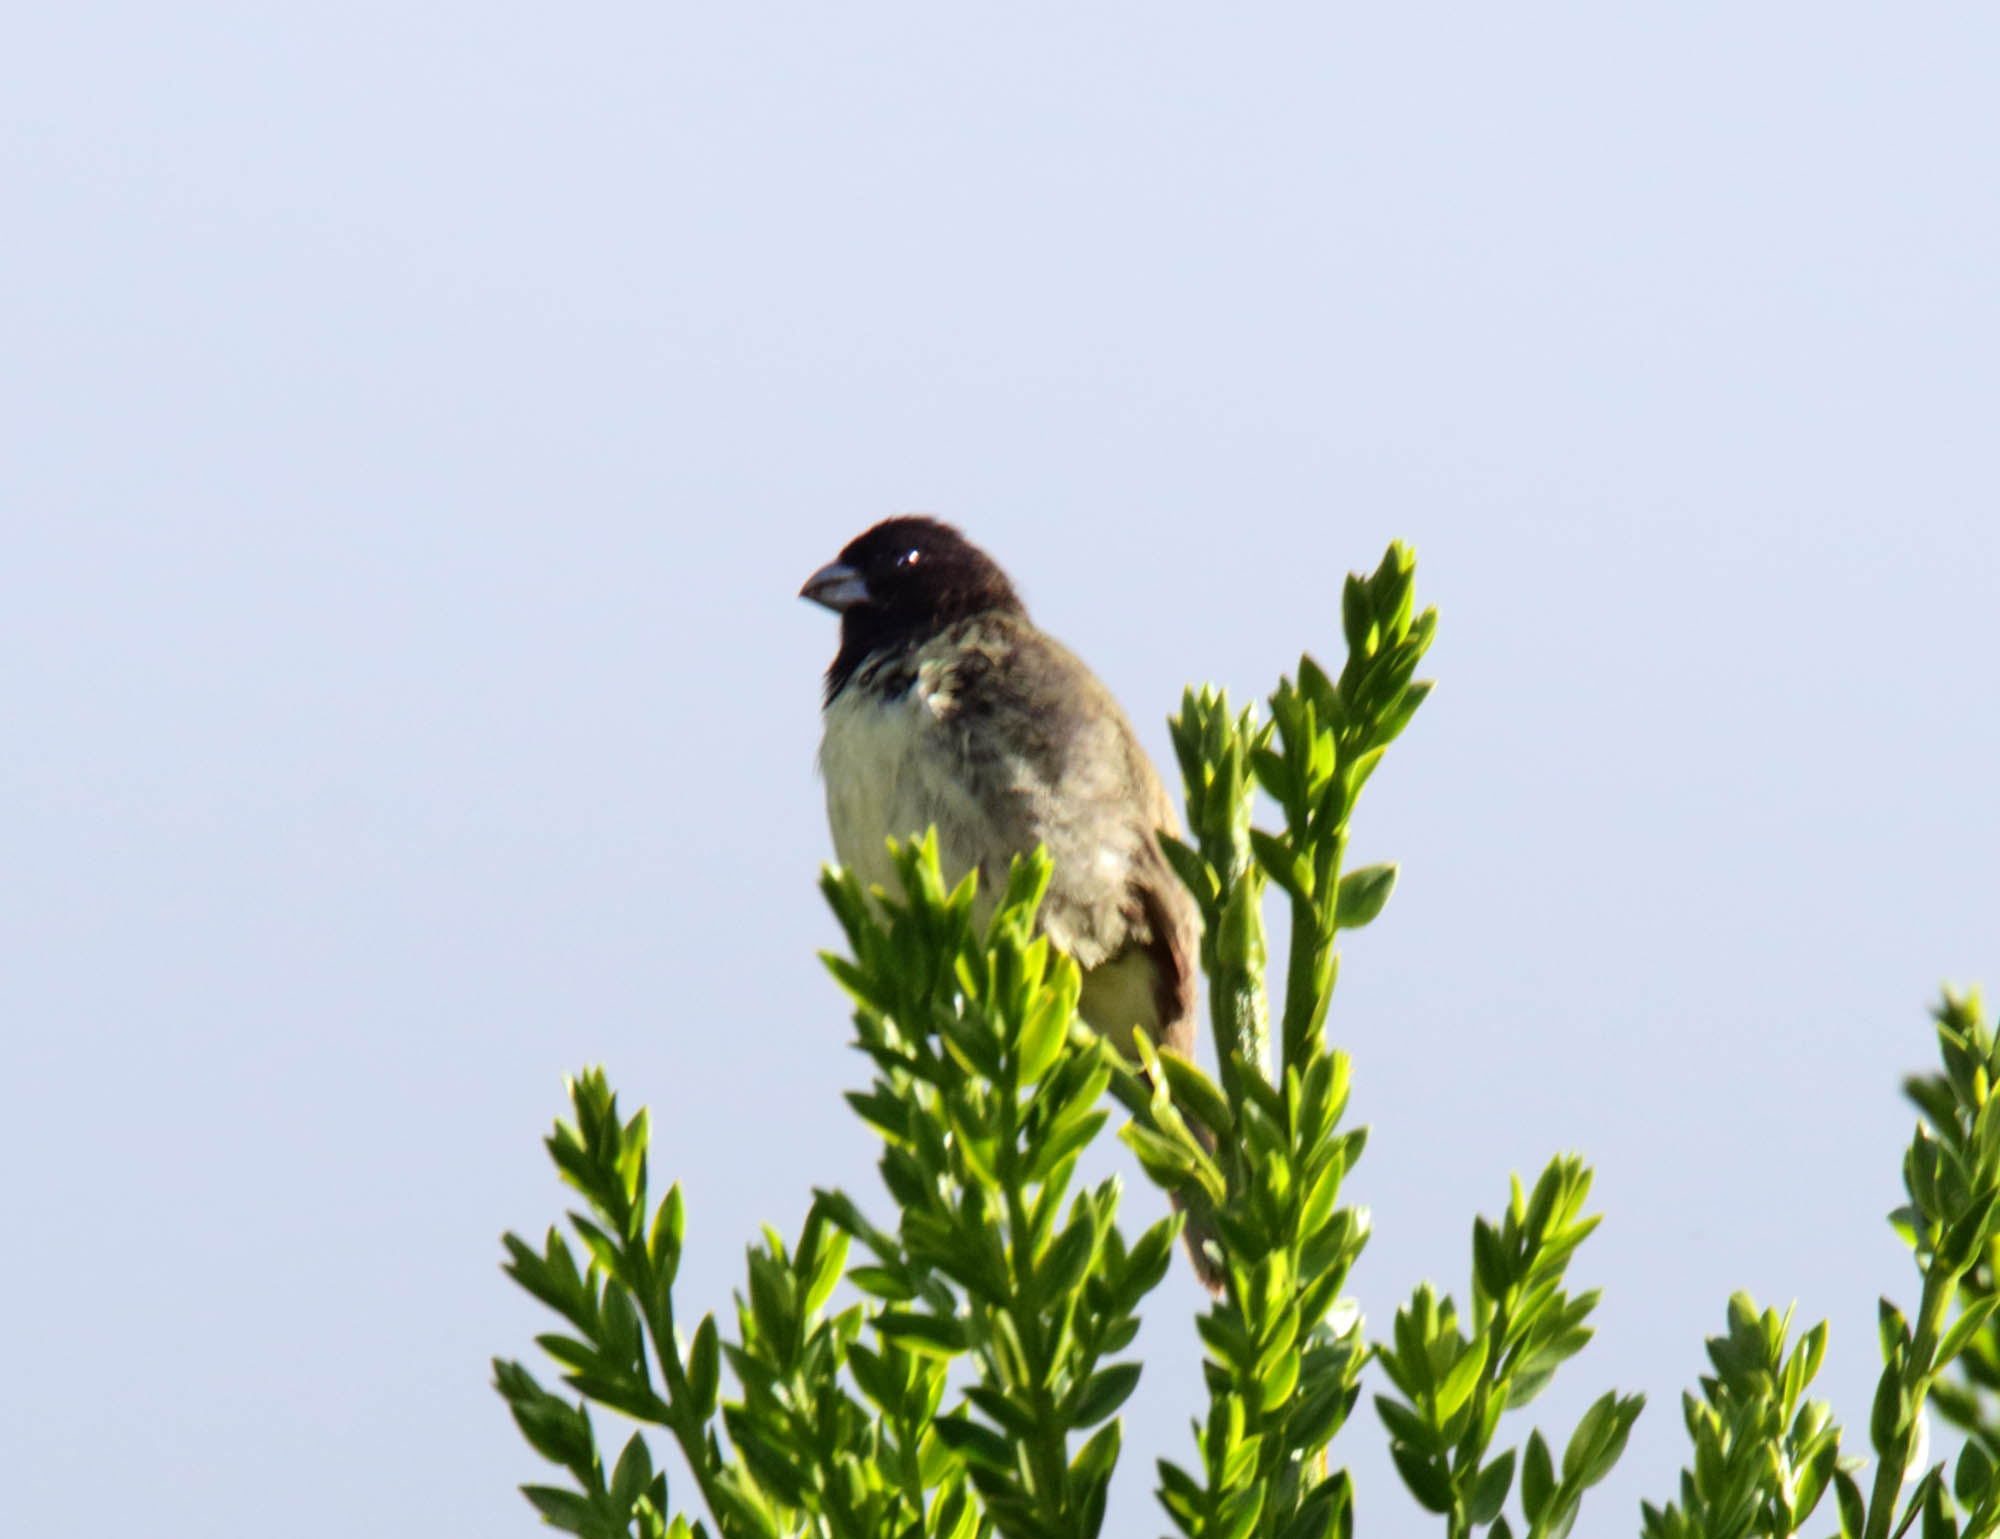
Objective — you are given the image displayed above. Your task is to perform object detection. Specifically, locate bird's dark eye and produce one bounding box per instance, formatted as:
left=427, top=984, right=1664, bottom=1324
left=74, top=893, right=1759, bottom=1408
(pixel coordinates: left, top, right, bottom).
left=897, top=548, right=921, bottom=567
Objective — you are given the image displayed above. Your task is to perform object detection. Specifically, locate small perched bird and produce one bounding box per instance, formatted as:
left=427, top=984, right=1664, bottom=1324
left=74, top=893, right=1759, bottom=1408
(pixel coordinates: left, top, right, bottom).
left=801, top=516, right=1222, bottom=1291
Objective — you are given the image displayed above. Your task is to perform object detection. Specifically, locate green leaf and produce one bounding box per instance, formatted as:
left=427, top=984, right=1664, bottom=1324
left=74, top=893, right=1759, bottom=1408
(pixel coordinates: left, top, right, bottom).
left=845, top=1087, right=910, bottom=1143
left=1218, top=875, right=1267, bottom=971
left=1333, top=864, right=1397, bottom=931
left=1017, top=989, right=1072, bottom=1086
left=932, top=1413, right=1015, bottom=1474
left=822, top=951, right=897, bottom=1016
left=1216, top=1487, right=1265, bottom=1539
left=1941, top=1191, right=1998, bottom=1269
left=1250, top=828, right=1311, bottom=900
left=1435, top=1335, right=1491, bottom=1423
left=610, top=1432, right=654, bottom=1514
left=1882, top=1297, right=1915, bottom=1361
left=1037, top=1217, right=1099, bottom=1303
left=728, top=1413, right=811, bottom=1509
left=1157, top=1052, right=1237, bottom=1138
left=1072, top=1363, right=1143, bottom=1428
left=1035, top=1106, right=1111, bottom=1184
left=1955, top=1438, right=1994, bottom=1507
left=1341, top=573, right=1377, bottom=657
left=495, top=1359, right=597, bottom=1469
left=1540, top=1496, right=1581, bottom=1539
left=1936, top=1294, right=2000, bottom=1372
left=1562, top=1391, right=1642, bottom=1490
left=1472, top=1216, right=1512, bottom=1305
left=1159, top=833, right=1220, bottom=908
left=535, top=1333, right=606, bottom=1376
left=810, top=1186, right=902, bottom=1263
left=1120, top=1122, right=1202, bottom=1186
left=1072, top=1407, right=1120, bottom=1479
left=1296, top=653, right=1337, bottom=718
left=1071, top=1421, right=1122, bottom=1539
left=1873, top=1365, right=1913, bottom=1453
left=1469, top=1449, right=1515, bottom=1525
left=963, top=1384, right=1042, bottom=1440
left=1389, top=1443, right=1454, bottom=1513
left=1521, top=1430, right=1555, bottom=1525
left=1116, top=1217, right=1178, bottom=1307
left=1366, top=678, right=1433, bottom=752
left=1250, top=748, right=1297, bottom=812
left=1837, top=1467, right=1867, bottom=1539
left=1275, top=1477, right=1346, bottom=1539
left=875, top=1311, right=968, bottom=1359
left=846, top=1265, right=917, bottom=1301
left=1375, top=1394, right=1438, bottom=1454
left=648, top=1188, right=684, bottom=1280
left=562, top=1372, right=668, bottom=1424
left=1911, top=1465, right=1953, bottom=1539
left=745, top=1254, right=798, bottom=1367
left=1260, top=1347, right=1301, bottom=1403
left=522, top=1485, right=601, bottom=1536
left=684, top=1314, right=719, bottom=1418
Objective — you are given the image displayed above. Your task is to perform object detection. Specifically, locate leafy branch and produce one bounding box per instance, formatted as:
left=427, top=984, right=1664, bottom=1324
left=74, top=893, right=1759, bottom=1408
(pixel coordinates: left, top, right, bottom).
left=818, top=837, right=1177, bottom=1539
left=1149, top=542, right=1437, bottom=1539
left=493, top=538, right=1994, bottom=1539
left=1376, top=1157, right=1644, bottom=1539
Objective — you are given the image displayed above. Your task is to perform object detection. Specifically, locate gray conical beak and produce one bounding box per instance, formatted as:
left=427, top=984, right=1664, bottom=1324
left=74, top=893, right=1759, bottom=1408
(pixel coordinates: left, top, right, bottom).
left=800, top=561, right=870, bottom=612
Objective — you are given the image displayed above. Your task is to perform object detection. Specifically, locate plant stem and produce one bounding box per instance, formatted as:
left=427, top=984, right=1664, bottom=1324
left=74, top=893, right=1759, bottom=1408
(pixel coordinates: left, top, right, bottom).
left=1865, top=1268, right=1960, bottom=1539
left=1280, top=831, right=1343, bottom=1075
left=999, top=1071, right=1070, bottom=1526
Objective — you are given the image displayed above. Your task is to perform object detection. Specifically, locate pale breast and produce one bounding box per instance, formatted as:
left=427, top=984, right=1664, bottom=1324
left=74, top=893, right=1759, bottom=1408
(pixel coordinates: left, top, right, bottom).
left=818, top=665, right=1011, bottom=921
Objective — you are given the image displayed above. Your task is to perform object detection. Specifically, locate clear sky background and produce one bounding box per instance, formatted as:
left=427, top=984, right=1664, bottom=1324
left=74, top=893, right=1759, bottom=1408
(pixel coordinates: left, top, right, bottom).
left=5, top=6, right=1996, bottom=1536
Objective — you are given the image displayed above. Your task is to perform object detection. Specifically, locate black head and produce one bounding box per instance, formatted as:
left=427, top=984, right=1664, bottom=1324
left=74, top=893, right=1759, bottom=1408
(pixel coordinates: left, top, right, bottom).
left=801, top=516, right=1026, bottom=700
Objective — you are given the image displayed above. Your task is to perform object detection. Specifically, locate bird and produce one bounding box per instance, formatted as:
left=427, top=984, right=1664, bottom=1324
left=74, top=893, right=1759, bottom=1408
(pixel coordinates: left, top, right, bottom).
left=800, top=515, right=1223, bottom=1292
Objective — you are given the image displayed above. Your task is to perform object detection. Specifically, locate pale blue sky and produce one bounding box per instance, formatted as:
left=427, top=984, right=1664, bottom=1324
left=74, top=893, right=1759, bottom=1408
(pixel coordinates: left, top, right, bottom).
left=4, top=6, right=1997, bottom=1536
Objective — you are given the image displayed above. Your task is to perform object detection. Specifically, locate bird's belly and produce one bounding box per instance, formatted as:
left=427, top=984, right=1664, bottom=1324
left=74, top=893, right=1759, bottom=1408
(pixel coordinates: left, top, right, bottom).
left=819, top=684, right=1002, bottom=914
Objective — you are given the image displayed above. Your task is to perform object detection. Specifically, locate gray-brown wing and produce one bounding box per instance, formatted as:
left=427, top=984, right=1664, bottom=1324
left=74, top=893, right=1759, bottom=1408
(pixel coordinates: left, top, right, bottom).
left=929, top=616, right=1198, bottom=1054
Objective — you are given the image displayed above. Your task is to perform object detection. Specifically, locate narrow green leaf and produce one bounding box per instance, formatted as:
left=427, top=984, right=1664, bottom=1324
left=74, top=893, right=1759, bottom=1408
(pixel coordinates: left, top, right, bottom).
left=1341, top=574, right=1376, bottom=657
left=1159, top=834, right=1220, bottom=908
left=1333, top=864, right=1397, bottom=931
left=1469, top=1450, right=1516, bottom=1524
left=1250, top=748, right=1297, bottom=812
left=1560, top=1391, right=1634, bottom=1488
left=522, top=1485, right=600, bottom=1535
left=1837, top=1467, right=1867, bottom=1539
left=875, top=1311, right=968, bottom=1359
left=684, top=1315, right=719, bottom=1418
left=610, top=1432, right=654, bottom=1514
left=932, top=1414, right=1014, bottom=1474
left=1216, top=1487, right=1265, bottom=1539
left=650, top=1186, right=686, bottom=1282
left=1120, top=1122, right=1202, bottom=1185
left=1374, top=1394, right=1438, bottom=1454
left=1072, top=1363, right=1143, bottom=1428
left=1936, top=1294, right=2000, bottom=1373
left=1389, top=1443, right=1454, bottom=1513
left=1955, top=1438, right=1994, bottom=1508
left=1017, top=991, right=1071, bottom=1085
left=1873, top=1366, right=1913, bottom=1453
left=1157, top=1052, right=1236, bottom=1138
left=1521, top=1430, right=1554, bottom=1525
left=1037, top=1217, right=1099, bottom=1303
left=1434, top=1335, right=1490, bottom=1423
left=1250, top=828, right=1311, bottom=900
